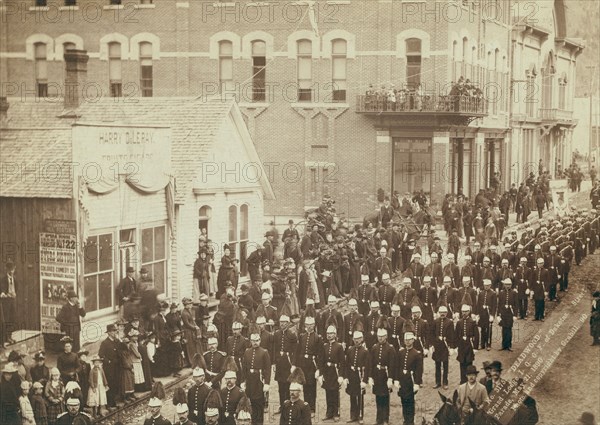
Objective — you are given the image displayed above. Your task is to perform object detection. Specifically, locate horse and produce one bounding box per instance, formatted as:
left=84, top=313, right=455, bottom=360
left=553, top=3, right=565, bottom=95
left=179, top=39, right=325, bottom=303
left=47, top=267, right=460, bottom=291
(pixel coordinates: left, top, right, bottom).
left=430, top=390, right=462, bottom=425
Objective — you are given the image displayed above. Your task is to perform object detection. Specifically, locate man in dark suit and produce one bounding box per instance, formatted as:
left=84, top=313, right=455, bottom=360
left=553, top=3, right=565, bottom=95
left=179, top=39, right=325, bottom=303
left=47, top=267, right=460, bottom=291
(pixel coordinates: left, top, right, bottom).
left=263, top=232, right=275, bottom=266
left=56, top=290, right=86, bottom=351
left=117, top=266, right=138, bottom=316
left=344, top=330, right=369, bottom=424
left=273, top=314, right=298, bottom=412
left=395, top=332, right=423, bottom=425
left=98, top=324, right=124, bottom=408
left=318, top=325, right=345, bottom=422
left=220, top=370, right=244, bottom=425
left=497, top=279, right=518, bottom=351
left=0, top=261, right=18, bottom=346
left=187, top=367, right=211, bottom=425
left=241, top=332, right=271, bottom=425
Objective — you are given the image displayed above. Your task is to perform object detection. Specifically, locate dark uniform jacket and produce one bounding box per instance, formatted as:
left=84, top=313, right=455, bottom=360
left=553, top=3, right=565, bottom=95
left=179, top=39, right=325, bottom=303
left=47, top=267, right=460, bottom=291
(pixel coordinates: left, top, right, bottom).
left=514, top=266, right=531, bottom=298
left=273, top=328, right=297, bottom=382
left=293, top=331, right=323, bottom=385
left=377, top=283, right=397, bottom=315
left=226, top=334, right=249, bottom=371
left=475, top=289, right=497, bottom=321
left=455, top=317, right=479, bottom=363
left=318, top=340, right=345, bottom=389
left=344, top=344, right=369, bottom=396
left=153, top=313, right=170, bottom=345
left=356, top=284, right=376, bottom=316
left=395, top=347, right=423, bottom=398
left=408, top=263, right=425, bottom=290
left=425, top=262, right=444, bottom=288
left=204, top=349, right=226, bottom=386
left=241, top=346, right=271, bottom=399
left=369, top=341, right=396, bottom=396
left=187, top=382, right=211, bottom=424
left=442, top=263, right=461, bottom=288
left=497, top=289, right=518, bottom=327
left=279, top=398, right=312, bottom=425
left=410, top=318, right=429, bottom=353
left=388, top=315, right=406, bottom=350
left=455, top=287, right=477, bottom=312
left=432, top=317, right=454, bottom=361
left=142, top=414, right=172, bottom=425
left=343, top=311, right=364, bottom=347
left=529, top=267, right=549, bottom=300
left=437, top=287, right=456, bottom=315
left=364, top=311, right=381, bottom=347
left=318, top=309, right=344, bottom=341
left=220, top=385, right=244, bottom=420
left=56, top=411, right=94, bottom=425
left=393, top=287, right=417, bottom=317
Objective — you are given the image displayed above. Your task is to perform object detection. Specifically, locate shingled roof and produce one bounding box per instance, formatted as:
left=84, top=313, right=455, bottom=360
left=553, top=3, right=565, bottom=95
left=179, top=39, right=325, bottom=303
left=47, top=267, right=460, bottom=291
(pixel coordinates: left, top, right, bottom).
left=76, top=96, right=236, bottom=204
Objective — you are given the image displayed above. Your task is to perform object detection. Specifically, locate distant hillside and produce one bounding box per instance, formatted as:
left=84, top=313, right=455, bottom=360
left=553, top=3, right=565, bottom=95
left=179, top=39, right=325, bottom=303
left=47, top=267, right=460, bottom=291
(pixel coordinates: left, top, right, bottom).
left=565, top=0, right=600, bottom=96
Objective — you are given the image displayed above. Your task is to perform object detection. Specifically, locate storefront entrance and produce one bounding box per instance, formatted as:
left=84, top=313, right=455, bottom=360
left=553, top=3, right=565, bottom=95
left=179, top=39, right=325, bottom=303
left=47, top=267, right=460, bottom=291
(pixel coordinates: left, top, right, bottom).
left=392, top=138, right=432, bottom=196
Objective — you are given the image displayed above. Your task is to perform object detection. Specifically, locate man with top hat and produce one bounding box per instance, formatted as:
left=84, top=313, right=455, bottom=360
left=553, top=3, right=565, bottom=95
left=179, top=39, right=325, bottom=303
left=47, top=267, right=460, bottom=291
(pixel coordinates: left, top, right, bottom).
left=530, top=258, right=549, bottom=321
left=455, top=304, right=479, bottom=384
left=378, top=273, right=396, bottom=317
left=293, top=316, right=322, bottom=414
left=241, top=329, right=271, bottom=425
left=188, top=367, right=211, bottom=425
left=273, top=313, right=298, bottom=413
left=227, top=322, right=249, bottom=373
left=497, top=278, right=518, bottom=351
left=220, top=370, right=244, bottom=425
left=395, top=330, right=423, bottom=425
left=369, top=326, right=396, bottom=425
left=56, top=397, right=93, bottom=425
left=474, top=279, right=497, bottom=351
left=432, top=305, right=454, bottom=390
left=393, top=278, right=417, bottom=321
left=318, top=324, right=345, bottom=422
left=456, top=365, right=488, bottom=420
left=344, top=299, right=364, bottom=349
left=364, top=300, right=382, bottom=348
left=344, top=326, right=369, bottom=424
left=117, top=266, right=138, bottom=316
left=204, top=337, right=226, bottom=388
left=98, top=323, right=124, bottom=408
left=514, top=257, right=531, bottom=319
left=55, top=289, right=86, bottom=352
left=356, top=274, right=375, bottom=316
left=280, top=368, right=312, bottom=425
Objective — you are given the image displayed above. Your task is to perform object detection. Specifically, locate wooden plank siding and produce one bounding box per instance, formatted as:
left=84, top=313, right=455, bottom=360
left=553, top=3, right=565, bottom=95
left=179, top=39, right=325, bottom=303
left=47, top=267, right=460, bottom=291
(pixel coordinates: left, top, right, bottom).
left=0, top=197, right=74, bottom=331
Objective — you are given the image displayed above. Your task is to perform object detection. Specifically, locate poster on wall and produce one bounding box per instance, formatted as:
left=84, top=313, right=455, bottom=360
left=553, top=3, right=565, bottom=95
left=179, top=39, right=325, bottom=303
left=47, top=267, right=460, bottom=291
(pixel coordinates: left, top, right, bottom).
left=39, top=219, right=77, bottom=334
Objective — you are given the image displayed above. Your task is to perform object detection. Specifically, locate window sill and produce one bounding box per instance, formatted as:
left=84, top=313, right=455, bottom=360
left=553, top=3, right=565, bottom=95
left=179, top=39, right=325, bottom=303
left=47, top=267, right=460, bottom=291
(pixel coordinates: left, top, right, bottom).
left=291, top=102, right=350, bottom=109
left=103, top=5, right=125, bottom=10
left=59, top=5, right=79, bottom=10
left=135, top=4, right=156, bottom=9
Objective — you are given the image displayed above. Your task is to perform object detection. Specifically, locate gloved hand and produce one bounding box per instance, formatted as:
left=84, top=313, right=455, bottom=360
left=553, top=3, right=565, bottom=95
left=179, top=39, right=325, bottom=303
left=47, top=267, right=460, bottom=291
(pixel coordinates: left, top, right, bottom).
left=489, top=316, right=494, bottom=323
left=496, top=316, right=501, bottom=325
left=290, top=366, right=297, bottom=373
left=475, top=315, right=480, bottom=322
left=558, top=275, right=561, bottom=279
left=368, top=378, right=374, bottom=387
left=387, top=378, right=393, bottom=389
left=393, top=380, right=400, bottom=389
left=513, top=316, right=517, bottom=322
left=473, top=349, right=478, bottom=353
left=343, top=379, right=349, bottom=386
left=413, top=384, right=420, bottom=393
left=315, top=371, right=320, bottom=379
left=525, top=289, right=530, bottom=295
left=338, top=377, right=344, bottom=386
left=453, top=312, right=459, bottom=320
left=241, top=382, right=246, bottom=391
left=423, top=349, right=429, bottom=356
left=318, top=376, right=324, bottom=385
left=471, top=314, right=476, bottom=321
left=263, top=384, right=270, bottom=392
left=360, top=381, right=367, bottom=389
left=544, top=292, right=548, bottom=298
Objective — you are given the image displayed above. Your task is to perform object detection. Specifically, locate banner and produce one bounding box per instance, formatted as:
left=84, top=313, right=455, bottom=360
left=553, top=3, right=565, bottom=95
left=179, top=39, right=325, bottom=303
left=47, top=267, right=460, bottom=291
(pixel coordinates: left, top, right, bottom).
left=39, top=220, right=77, bottom=334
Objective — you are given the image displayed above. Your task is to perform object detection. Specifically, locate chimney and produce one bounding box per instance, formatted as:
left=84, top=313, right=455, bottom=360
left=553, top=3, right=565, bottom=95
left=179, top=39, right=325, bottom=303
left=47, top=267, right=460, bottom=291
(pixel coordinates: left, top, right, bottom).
left=0, top=97, right=8, bottom=126
left=64, top=49, right=89, bottom=111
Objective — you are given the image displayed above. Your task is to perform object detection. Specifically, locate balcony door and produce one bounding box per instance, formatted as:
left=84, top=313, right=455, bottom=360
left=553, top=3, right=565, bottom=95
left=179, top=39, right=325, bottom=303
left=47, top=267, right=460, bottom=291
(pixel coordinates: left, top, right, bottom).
left=393, top=138, right=432, bottom=196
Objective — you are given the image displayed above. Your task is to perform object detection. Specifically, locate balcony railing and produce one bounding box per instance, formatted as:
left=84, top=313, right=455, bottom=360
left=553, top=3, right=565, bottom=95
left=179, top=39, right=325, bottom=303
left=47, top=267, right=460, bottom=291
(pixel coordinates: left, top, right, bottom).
left=539, top=108, right=573, bottom=122
left=355, top=93, right=487, bottom=116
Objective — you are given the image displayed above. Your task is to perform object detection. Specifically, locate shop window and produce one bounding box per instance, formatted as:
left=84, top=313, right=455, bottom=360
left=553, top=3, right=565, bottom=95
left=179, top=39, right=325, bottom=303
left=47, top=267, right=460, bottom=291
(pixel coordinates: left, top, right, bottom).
left=139, top=42, right=153, bottom=97
left=219, top=41, right=234, bottom=93
left=83, top=233, right=114, bottom=313
left=142, top=225, right=167, bottom=294
left=251, top=40, right=266, bottom=102
left=34, top=42, right=48, bottom=97
left=297, top=39, right=312, bottom=102
left=331, top=39, right=347, bottom=102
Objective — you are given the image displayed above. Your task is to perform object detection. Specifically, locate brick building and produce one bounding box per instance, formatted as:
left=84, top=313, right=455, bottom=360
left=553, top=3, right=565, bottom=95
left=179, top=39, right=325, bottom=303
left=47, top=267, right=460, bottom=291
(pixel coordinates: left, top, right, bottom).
left=0, top=0, right=583, bottom=221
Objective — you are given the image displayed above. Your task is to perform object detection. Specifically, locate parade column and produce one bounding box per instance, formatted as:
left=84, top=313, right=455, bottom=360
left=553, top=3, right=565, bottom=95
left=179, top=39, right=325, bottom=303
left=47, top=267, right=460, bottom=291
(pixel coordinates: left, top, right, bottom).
left=432, top=132, right=450, bottom=206
left=376, top=130, right=392, bottom=193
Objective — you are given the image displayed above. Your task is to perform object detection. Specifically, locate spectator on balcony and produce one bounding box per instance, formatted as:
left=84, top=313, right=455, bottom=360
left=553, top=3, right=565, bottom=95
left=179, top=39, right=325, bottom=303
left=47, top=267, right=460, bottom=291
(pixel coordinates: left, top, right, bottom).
left=387, top=84, right=396, bottom=111
left=415, top=83, right=423, bottom=111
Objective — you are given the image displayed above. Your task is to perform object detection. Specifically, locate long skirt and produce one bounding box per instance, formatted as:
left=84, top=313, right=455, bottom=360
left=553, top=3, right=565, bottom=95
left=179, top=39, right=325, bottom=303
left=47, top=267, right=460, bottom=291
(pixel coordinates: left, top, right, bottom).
left=132, top=360, right=145, bottom=385
left=46, top=402, right=64, bottom=424
left=122, top=368, right=135, bottom=393
left=87, top=380, right=107, bottom=407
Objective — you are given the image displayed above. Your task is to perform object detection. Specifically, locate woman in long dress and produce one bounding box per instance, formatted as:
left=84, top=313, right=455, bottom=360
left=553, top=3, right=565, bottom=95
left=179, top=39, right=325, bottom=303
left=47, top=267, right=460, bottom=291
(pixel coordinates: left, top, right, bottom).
left=44, top=368, right=65, bottom=425
left=216, top=246, right=235, bottom=299
left=128, top=331, right=145, bottom=392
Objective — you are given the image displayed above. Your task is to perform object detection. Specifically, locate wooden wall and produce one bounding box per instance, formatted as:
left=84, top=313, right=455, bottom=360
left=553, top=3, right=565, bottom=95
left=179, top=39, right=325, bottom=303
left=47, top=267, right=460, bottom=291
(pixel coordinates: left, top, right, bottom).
left=0, top=197, right=74, bottom=331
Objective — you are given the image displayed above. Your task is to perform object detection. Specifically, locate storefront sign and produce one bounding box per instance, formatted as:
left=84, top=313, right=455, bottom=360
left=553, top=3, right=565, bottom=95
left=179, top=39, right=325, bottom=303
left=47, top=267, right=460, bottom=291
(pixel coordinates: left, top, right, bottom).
left=72, top=124, right=171, bottom=185
left=39, top=219, right=77, bottom=334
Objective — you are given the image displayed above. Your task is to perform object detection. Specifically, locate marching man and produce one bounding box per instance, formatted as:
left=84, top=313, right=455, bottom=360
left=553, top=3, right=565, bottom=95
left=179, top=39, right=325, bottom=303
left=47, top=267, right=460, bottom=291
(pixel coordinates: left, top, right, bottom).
left=497, top=278, right=518, bottom=351
left=455, top=304, right=479, bottom=384
left=280, top=368, right=312, bottom=425
left=293, top=316, right=323, bottom=415
left=318, top=324, right=345, bottom=422
left=369, top=327, right=396, bottom=425
left=344, top=326, right=369, bottom=424
left=241, top=330, right=271, bottom=425
left=475, top=279, right=497, bottom=351
left=395, top=330, right=424, bottom=425
left=432, top=305, right=454, bottom=390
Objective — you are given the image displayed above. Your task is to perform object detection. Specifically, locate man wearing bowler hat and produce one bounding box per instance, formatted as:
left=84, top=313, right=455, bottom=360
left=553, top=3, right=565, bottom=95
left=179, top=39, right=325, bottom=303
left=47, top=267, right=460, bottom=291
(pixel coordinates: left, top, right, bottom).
left=98, top=324, right=124, bottom=408
left=457, top=365, right=488, bottom=419
left=117, top=266, right=138, bottom=318
left=56, top=289, right=86, bottom=351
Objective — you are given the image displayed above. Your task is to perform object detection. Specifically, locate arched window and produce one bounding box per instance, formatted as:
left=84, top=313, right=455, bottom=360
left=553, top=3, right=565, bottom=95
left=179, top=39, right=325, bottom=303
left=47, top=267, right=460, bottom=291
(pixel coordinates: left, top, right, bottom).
left=297, top=39, right=312, bottom=102
left=219, top=40, right=234, bottom=93
left=406, top=38, right=422, bottom=89
left=34, top=42, right=48, bottom=97
left=198, top=206, right=212, bottom=234
left=251, top=40, right=266, bottom=102
left=139, top=42, right=153, bottom=97
left=331, top=39, right=347, bottom=102
left=108, top=42, right=122, bottom=97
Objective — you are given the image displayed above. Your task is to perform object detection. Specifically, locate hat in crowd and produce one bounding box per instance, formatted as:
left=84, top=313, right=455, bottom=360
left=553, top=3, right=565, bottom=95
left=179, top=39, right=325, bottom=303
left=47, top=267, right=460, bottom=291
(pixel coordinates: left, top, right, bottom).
left=328, top=294, right=338, bottom=303
left=376, top=328, right=388, bottom=337
left=361, top=274, right=370, bottom=282
left=411, top=306, right=421, bottom=313
left=443, top=276, right=451, bottom=283
left=176, top=403, right=189, bottom=414
left=32, top=382, right=44, bottom=390
left=489, top=361, right=503, bottom=372
left=520, top=257, right=527, bottom=262
left=503, top=278, right=512, bottom=285
left=423, top=276, right=432, bottom=283
left=462, top=276, right=470, bottom=282
left=465, top=365, right=479, bottom=375
left=126, top=266, right=135, bottom=273
left=370, top=300, right=380, bottom=309
left=483, top=256, right=490, bottom=262
left=348, top=298, right=357, bottom=306
left=305, top=316, right=315, bottom=325
left=261, top=292, right=271, bottom=301
left=224, top=370, right=237, bottom=380
left=438, top=306, right=448, bottom=313
left=578, top=412, right=597, bottom=425
left=208, top=337, right=218, bottom=346
left=326, top=325, right=337, bottom=334
left=403, top=277, right=412, bottom=284
left=256, top=316, right=267, bottom=325
left=483, top=279, right=492, bottom=286
left=60, top=336, right=73, bottom=344
left=550, top=245, right=557, bottom=251
left=306, top=298, right=315, bottom=306
left=404, top=332, right=415, bottom=340
left=33, top=351, right=45, bottom=361
left=391, top=304, right=401, bottom=312
left=381, top=273, right=390, bottom=281
left=192, top=367, right=205, bottom=377
left=288, top=367, right=306, bottom=391
left=140, top=267, right=149, bottom=274
left=182, top=297, right=193, bottom=305
left=8, top=350, right=25, bottom=362
left=413, top=253, right=422, bottom=259
left=20, top=380, right=31, bottom=390
left=502, top=258, right=509, bottom=264
left=232, top=322, right=243, bottom=330
left=537, top=258, right=545, bottom=264
left=77, top=349, right=89, bottom=357
left=482, top=361, right=492, bottom=370
left=90, top=354, right=103, bottom=363
left=461, top=304, right=471, bottom=311
left=66, top=290, right=77, bottom=299
left=148, top=382, right=166, bottom=407
left=279, top=314, right=290, bottom=322
left=66, top=398, right=80, bottom=406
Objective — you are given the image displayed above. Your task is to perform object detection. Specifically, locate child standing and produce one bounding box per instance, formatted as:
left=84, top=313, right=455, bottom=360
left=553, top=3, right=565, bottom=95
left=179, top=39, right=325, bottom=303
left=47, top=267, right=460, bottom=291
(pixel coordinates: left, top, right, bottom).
left=87, top=355, right=108, bottom=418
left=44, top=368, right=64, bottom=425
left=31, top=382, right=48, bottom=425
left=19, top=381, right=35, bottom=425
left=128, top=330, right=146, bottom=392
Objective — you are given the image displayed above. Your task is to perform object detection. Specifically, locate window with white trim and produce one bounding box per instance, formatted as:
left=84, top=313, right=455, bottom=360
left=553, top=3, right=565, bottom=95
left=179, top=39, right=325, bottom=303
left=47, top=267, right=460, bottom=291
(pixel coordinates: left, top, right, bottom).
left=108, top=42, right=122, bottom=97
left=219, top=40, right=234, bottom=93
left=227, top=205, right=249, bottom=277
left=139, top=42, right=153, bottom=97
left=331, top=39, right=347, bottom=102
left=34, top=42, right=48, bottom=97
left=141, top=225, right=167, bottom=294
left=251, top=40, right=266, bottom=102
left=83, top=233, right=114, bottom=313
left=558, top=75, right=567, bottom=110
left=297, top=39, right=312, bottom=102
left=406, top=38, right=422, bottom=90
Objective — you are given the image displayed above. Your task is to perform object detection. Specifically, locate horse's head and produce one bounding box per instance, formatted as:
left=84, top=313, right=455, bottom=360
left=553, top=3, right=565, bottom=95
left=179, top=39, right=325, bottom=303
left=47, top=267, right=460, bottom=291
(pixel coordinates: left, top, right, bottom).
left=433, top=390, right=461, bottom=425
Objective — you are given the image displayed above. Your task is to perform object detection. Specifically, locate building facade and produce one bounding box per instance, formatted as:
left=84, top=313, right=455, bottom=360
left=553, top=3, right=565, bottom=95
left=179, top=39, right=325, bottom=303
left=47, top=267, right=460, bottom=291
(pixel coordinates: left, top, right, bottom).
left=0, top=0, right=583, bottom=220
